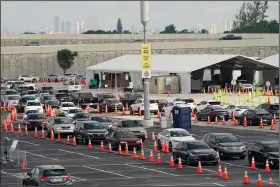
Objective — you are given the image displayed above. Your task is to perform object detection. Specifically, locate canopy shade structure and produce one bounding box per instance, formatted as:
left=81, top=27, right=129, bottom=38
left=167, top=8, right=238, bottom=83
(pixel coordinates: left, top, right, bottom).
left=261, top=53, right=279, bottom=67
left=86, top=54, right=278, bottom=73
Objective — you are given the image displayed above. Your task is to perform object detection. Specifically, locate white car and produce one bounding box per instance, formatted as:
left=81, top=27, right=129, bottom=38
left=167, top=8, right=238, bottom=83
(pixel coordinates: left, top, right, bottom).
left=5, top=94, right=21, bottom=106
left=18, top=75, right=39, bottom=83
left=66, top=108, right=84, bottom=118
left=193, top=100, right=222, bottom=114
left=23, top=109, right=40, bottom=120
left=173, top=98, right=196, bottom=110
left=225, top=105, right=250, bottom=118
left=25, top=100, right=44, bottom=114
left=129, top=99, right=159, bottom=115
left=59, top=102, right=76, bottom=113
left=161, top=101, right=186, bottom=117
left=157, top=128, right=196, bottom=151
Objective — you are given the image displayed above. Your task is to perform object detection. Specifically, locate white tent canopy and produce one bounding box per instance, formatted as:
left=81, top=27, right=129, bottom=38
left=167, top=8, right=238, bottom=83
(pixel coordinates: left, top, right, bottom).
left=261, top=53, right=279, bottom=67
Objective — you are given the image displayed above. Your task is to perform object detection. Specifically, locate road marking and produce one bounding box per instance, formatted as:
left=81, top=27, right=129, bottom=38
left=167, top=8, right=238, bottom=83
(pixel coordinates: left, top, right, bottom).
left=213, top=183, right=226, bottom=186
left=220, top=161, right=263, bottom=171
left=18, top=140, right=40, bottom=146
left=25, top=151, right=59, bottom=161
left=126, top=164, right=179, bottom=177
left=58, top=149, right=100, bottom=159
left=83, top=166, right=132, bottom=178
left=1, top=171, right=25, bottom=179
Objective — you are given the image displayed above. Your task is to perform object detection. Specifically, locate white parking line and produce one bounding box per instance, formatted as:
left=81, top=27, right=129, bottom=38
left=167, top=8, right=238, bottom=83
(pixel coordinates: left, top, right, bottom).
left=213, top=183, right=226, bottom=186
left=1, top=171, right=25, bottom=179
left=220, top=161, right=263, bottom=171
left=83, top=166, right=132, bottom=178
left=18, top=140, right=40, bottom=146
left=126, top=164, right=179, bottom=177
left=58, top=149, right=100, bottom=159
left=25, top=151, right=59, bottom=161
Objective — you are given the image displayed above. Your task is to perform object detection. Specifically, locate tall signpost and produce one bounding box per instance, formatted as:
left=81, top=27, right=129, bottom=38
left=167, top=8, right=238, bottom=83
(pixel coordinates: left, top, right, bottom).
left=141, top=1, right=152, bottom=126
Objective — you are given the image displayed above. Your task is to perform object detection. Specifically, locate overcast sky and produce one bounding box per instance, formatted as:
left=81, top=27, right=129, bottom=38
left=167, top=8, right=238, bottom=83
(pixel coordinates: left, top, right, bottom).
left=1, top=1, right=279, bottom=33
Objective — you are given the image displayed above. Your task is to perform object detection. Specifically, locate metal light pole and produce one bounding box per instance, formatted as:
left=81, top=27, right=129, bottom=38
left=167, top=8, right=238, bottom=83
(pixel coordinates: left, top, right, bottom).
left=140, top=1, right=152, bottom=125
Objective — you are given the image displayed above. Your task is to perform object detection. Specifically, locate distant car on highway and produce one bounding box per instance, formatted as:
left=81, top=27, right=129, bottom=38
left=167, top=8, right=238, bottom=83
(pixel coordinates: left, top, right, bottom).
left=193, top=100, right=222, bottom=114
left=225, top=105, right=250, bottom=118
left=154, top=99, right=168, bottom=112
left=25, top=113, right=46, bottom=130
left=173, top=98, right=196, bottom=110
left=161, top=101, right=186, bottom=117
left=129, top=99, right=159, bottom=115
left=44, top=100, right=60, bottom=109
left=157, top=128, right=195, bottom=151
left=46, top=117, right=75, bottom=137
left=119, top=92, right=143, bottom=107
left=172, top=140, right=219, bottom=166
left=22, top=165, right=73, bottom=186
left=40, top=86, right=54, bottom=95
left=89, top=115, right=112, bottom=127
left=17, top=75, right=39, bottom=83
left=55, top=93, right=71, bottom=103
left=238, top=109, right=273, bottom=126
left=219, top=34, right=242, bottom=40
left=72, top=112, right=91, bottom=124
left=40, top=94, right=56, bottom=104
left=196, top=106, right=229, bottom=121
left=23, top=41, right=40, bottom=46
left=47, top=74, right=64, bottom=82
left=96, top=93, right=116, bottom=103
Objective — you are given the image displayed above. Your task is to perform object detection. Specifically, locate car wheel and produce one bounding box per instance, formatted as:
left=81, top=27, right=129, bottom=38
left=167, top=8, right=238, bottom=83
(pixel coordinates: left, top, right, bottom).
left=157, top=139, right=161, bottom=149
left=169, top=142, right=172, bottom=152
left=20, top=79, right=24, bottom=81
left=130, top=108, right=133, bottom=115
left=186, top=156, right=192, bottom=166
left=32, top=79, right=37, bottom=83
left=240, top=155, right=246, bottom=160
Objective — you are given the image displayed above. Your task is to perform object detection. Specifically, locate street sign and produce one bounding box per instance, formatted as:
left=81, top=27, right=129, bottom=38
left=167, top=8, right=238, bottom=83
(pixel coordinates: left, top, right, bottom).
left=231, top=79, right=236, bottom=86
left=141, top=43, right=152, bottom=79
left=266, top=81, right=270, bottom=87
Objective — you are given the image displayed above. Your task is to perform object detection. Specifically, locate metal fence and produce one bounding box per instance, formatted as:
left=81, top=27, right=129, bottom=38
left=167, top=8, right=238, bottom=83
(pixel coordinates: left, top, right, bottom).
left=1, top=146, right=27, bottom=167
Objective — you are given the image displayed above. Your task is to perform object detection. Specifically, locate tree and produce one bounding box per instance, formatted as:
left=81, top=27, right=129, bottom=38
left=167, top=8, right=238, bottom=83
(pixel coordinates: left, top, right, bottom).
left=177, top=29, right=189, bottom=33
left=117, top=18, right=123, bottom=33
left=159, top=24, right=177, bottom=34
left=57, top=49, right=78, bottom=76
left=23, top=32, right=36, bottom=34
left=200, top=29, right=209, bottom=34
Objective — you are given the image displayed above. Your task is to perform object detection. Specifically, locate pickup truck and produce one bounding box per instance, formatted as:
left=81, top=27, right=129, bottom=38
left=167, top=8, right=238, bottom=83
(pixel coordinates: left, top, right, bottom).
left=219, top=35, right=242, bottom=40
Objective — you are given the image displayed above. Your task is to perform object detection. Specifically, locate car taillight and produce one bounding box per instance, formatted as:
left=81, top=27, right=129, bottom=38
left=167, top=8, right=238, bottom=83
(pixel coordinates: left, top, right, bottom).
left=40, top=176, right=50, bottom=181
left=64, top=174, right=72, bottom=179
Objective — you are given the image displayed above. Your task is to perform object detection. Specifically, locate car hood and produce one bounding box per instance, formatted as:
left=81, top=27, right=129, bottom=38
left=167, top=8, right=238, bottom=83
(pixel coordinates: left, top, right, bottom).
left=191, top=149, right=216, bottom=154
left=61, top=107, right=76, bottom=110
left=119, top=138, right=139, bottom=142
left=86, top=129, right=107, bottom=133
left=171, top=136, right=196, bottom=142
left=76, top=118, right=89, bottom=121
left=54, top=124, right=74, bottom=128
left=125, top=127, right=145, bottom=132
left=267, top=152, right=279, bottom=157
left=25, top=106, right=42, bottom=110
left=27, top=119, right=45, bottom=123
left=218, top=142, right=244, bottom=147
left=99, top=122, right=112, bottom=127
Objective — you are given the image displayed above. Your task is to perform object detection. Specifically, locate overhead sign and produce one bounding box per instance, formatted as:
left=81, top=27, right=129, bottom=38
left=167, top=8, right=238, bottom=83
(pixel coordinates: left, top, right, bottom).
left=141, top=43, right=152, bottom=79
left=231, top=79, right=236, bottom=86
left=266, top=81, right=270, bottom=87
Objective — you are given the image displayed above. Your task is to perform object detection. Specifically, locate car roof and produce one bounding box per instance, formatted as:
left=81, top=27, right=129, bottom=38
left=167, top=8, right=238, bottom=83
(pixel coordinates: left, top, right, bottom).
left=259, top=140, right=279, bottom=145
left=61, top=102, right=74, bottom=104
left=166, top=128, right=187, bottom=132
left=68, top=108, right=82, bottom=110
left=36, top=165, right=65, bottom=170
left=112, top=127, right=131, bottom=132
left=54, top=117, right=68, bottom=119
left=22, top=95, right=36, bottom=98
left=206, top=100, right=220, bottom=102
left=184, top=140, right=205, bottom=143
left=6, top=94, right=20, bottom=97
left=27, top=100, right=39, bottom=102
left=6, top=89, right=17, bottom=91
left=209, top=133, right=233, bottom=136
left=80, top=120, right=99, bottom=123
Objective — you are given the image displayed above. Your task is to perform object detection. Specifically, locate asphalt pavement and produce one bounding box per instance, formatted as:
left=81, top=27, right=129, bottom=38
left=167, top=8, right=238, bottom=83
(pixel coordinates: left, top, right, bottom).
left=1, top=112, right=279, bottom=187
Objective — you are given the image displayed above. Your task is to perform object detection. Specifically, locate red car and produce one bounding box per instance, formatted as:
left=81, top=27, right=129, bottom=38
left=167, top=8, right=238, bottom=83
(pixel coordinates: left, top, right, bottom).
left=105, top=128, right=141, bottom=150
left=25, top=113, right=46, bottom=130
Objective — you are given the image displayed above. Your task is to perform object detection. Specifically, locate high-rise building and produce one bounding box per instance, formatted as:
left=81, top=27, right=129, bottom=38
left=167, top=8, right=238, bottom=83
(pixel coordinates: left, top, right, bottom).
left=209, top=24, right=217, bottom=34
left=66, top=21, right=71, bottom=34
left=224, top=20, right=229, bottom=32
left=76, top=22, right=80, bottom=34
left=61, top=21, right=65, bottom=33
left=54, top=16, right=60, bottom=32
left=80, top=22, right=84, bottom=33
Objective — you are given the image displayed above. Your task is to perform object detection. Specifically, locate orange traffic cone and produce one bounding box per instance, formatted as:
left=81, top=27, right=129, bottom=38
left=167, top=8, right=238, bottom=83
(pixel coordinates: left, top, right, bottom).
left=207, top=116, right=211, bottom=124
left=151, top=132, right=155, bottom=141
left=268, top=176, right=273, bottom=187
left=144, top=131, right=148, bottom=139
left=221, top=117, right=225, bottom=125
left=161, top=142, right=166, bottom=152
left=124, top=143, right=129, bottom=156
left=40, top=128, right=45, bottom=139
left=223, top=166, right=229, bottom=180
left=197, top=160, right=203, bottom=174
left=177, top=157, right=183, bottom=169
left=131, top=147, right=138, bottom=159
left=273, top=114, right=276, bottom=124
left=17, top=124, right=22, bottom=134
left=50, top=130, right=54, bottom=141
left=169, top=154, right=175, bottom=167
left=232, top=113, right=235, bottom=121
left=118, top=144, right=123, bottom=155
left=56, top=132, right=61, bottom=142
left=257, top=173, right=263, bottom=187
left=21, top=160, right=26, bottom=169
left=215, top=116, right=218, bottom=124
left=3, top=120, right=7, bottom=132
left=244, top=117, right=247, bottom=127
left=105, top=105, right=108, bottom=113
left=270, top=120, right=275, bottom=130
left=191, top=111, right=195, bottom=117
left=153, top=141, right=158, bottom=151
left=100, top=141, right=104, bottom=151
left=24, top=125, right=28, bottom=136
left=34, top=127, right=38, bottom=138
left=72, top=136, right=76, bottom=146
left=165, top=142, right=169, bottom=153
left=157, top=110, right=161, bottom=119
left=265, top=159, right=270, bottom=172
left=194, top=115, right=198, bottom=123
left=10, top=123, right=14, bottom=133
left=108, top=142, right=112, bottom=153
left=243, top=170, right=250, bottom=184
left=217, top=164, right=223, bottom=177
left=259, top=118, right=264, bottom=128
left=66, top=135, right=70, bottom=145
left=251, top=156, right=256, bottom=169
left=122, top=107, right=126, bottom=115
left=157, top=152, right=161, bottom=164
left=149, top=150, right=155, bottom=162
left=139, top=149, right=146, bottom=160
left=88, top=139, right=92, bottom=149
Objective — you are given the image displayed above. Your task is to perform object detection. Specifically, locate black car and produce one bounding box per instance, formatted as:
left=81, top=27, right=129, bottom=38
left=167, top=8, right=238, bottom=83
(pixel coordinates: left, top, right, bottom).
left=55, top=93, right=71, bottom=102
left=119, top=92, right=143, bottom=107
left=4, top=89, right=19, bottom=96
left=44, top=100, right=60, bottom=109
left=203, top=133, right=246, bottom=159
left=72, top=112, right=91, bottom=123
left=71, top=92, right=98, bottom=109
left=22, top=165, right=73, bottom=186
left=255, top=103, right=279, bottom=119
left=197, top=106, right=229, bottom=121
left=41, top=95, right=56, bottom=104
left=40, top=86, right=54, bottom=95
left=238, top=109, right=272, bottom=126
left=89, top=116, right=112, bottom=127
left=247, top=140, right=279, bottom=168
left=27, top=90, right=39, bottom=96
left=172, top=140, right=218, bottom=166
left=17, top=95, right=37, bottom=113
left=96, top=93, right=115, bottom=103
left=100, top=98, right=123, bottom=112
left=74, top=120, right=107, bottom=144
left=115, top=120, right=146, bottom=140
left=155, top=100, right=168, bottom=112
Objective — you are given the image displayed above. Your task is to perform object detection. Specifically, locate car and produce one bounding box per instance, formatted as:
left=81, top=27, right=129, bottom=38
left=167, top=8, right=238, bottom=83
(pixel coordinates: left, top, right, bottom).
left=255, top=103, right=279, bottom=119
left=55, top=93, right=71, bottom=103
left=157, top=128, right=195, bottom=151
left=96, top=93, right=116, bottom=103
left=89, top=116, right=112, bottom=127
left=237, top=109, right=273, bottom=126
left=130, top=99, right=159, bottom=115
left=105, top=127, right=142, bottom=150
left=17, top=95, right=37, bottom=113
left=119, top=92, right=143, bottom=107
left=161, top=101, right=186, bottom=117
left=225, top=105, right=250, bottom=118
left=17, top=75, right=39, bottom=83
left=48, top=74, right=64, bottom=82
left=46, top=117, right=75, bottom=137
left=72, top=112, right=91, bottom=124
left=3, top=89, right=19, bottom=96
left=219, top=34, right=242, bottom=40
left=202, top=133, right=246, bottom=159
left=39, top=92, right=50, bottom=98
left=23, top=41, right=40, bottom=46
left=40, top=86, right=54, bottom=95
left=22, top=165, right=73, bottom=186
left=23, top=109, right=40, bottom=120
left=154, top=99, right=169, bottom=112
left=172, top=140, right=219, bottom=166
left=196, top=106, right=230, bottom=121
left=25, top=113, right=46, bottom=130
left=41, top=94, right=56, bottom=104
left=114, top=120, right=146, bottom=141
left=59, top=102, right=76, bottom=113
left=100, top=98, right=124, bottom=112
left=66, top=108, right=84, bottom=118
left=173, top=98, right=196, bottom=111
left=44, top=100, right=60, bottom=109
left=68, top=74, right=80, bottom=84
left=25, top=100, right=44, bottom=114
left=27, top=90, right=40, bottom=97
left=74, top=120, right=108, bottom=144
left=5, top=94, right=21, bottom=107
left=247, top=140, right=279, bottom=168
left=193, top=100, right=222, bottom=114
left=70, top=91, right=98, bottom=109
left=6, top=81, right=27, bottom=89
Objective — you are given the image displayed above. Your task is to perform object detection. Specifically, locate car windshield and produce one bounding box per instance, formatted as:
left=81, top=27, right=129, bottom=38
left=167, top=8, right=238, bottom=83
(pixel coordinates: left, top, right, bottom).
left=43, top=169, right=67, bottom=176
left=182, top=99, right=194, bottom=103
left=187, top=142, right=209, bottom=150
left=47, top=100, right=59, bottom=105
left=108, top=99, right=120, bottom=104
left=80, top=93, right=93, bottom=97
left=76, top=113, right=90, bottom=118
left=84, top=122, right=104, bottom=129
left=27, top=114, right=44, bottom=120
left=26, top=110, right=39, bottom=114
left=209, top=101, right=221, bottom=105
left=68, top=109, right=83, bottom=113
left=270, top=105, right=279, bottom=110
left=91, top=116, right=110, bottom=122
left=54, top=118, right=71, bottom=124
left=238, top=105, right=250, bottom=109
left=115, top=131, right=136, bottom=138
left=61, top=103, right=75, bottom=107
left=43, top=95, right=54, bottom=100
left=27, top=101, right=41, bottom=106
left=27, top=91, right=38, bottom=95
left=265, top=144, right=279, bottom=152
left=7, top=96, right=20, bottom=100
left=216, top=135, right=240, bottom=143
left=6, top=90, right=18, bottom=95
left=121, top=121, right=140, bottom=128
left=56, top=94, right=68, bottom=98
left=102, top=94, right=114, bottom=98
left=170, top=130, right=190, bottom=137
left=21, top=97, right=35, bottom=104
left=42, top=87, right=53, bottom=91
